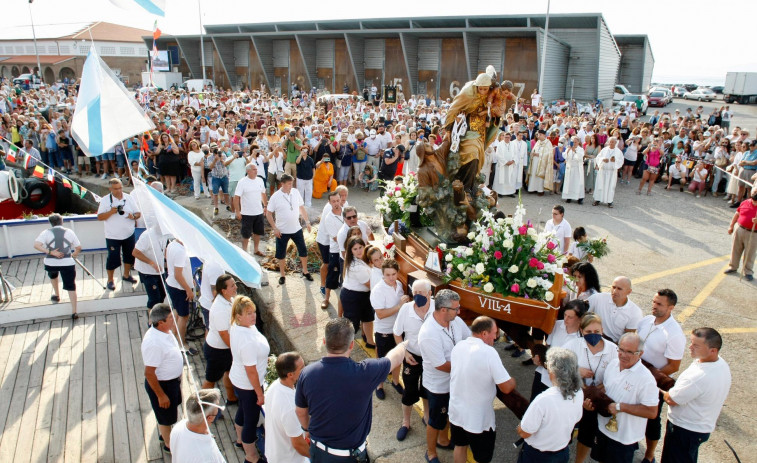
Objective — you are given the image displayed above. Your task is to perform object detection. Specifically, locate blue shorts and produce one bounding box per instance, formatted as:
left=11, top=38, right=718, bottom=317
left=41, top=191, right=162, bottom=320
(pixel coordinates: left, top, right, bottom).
left=211, top=176, right=229, bottom=194
left=116, top=153, right=126, bottom=168
left=166, top=284, right=191, bottom=317
left=102, top=152, right=116, bottom=161
left=426, top=391, right=450, bottom=430
left=275, top=229, right=308, bottom=259
left=337, top=165, right=351, bottom=181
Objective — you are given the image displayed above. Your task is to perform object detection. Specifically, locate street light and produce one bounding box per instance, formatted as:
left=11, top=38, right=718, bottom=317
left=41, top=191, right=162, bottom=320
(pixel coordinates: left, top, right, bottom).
left=28, top=0, right=43, bottom=84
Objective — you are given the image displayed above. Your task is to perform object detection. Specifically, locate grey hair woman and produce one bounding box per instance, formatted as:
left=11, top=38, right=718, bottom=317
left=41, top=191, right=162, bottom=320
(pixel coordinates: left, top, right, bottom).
left=546, top=347, right=582, bottom=400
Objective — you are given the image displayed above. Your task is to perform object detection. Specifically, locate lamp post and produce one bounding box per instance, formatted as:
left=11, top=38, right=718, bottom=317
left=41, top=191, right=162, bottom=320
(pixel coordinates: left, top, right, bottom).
left=537, top=0, right=551, bottom=97
left=28, top=0, right=43, bottom=84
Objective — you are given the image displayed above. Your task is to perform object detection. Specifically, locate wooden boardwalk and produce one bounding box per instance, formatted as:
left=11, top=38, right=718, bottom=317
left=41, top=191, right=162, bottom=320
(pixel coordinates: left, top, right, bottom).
left=0, top=311, right=246, bottom=463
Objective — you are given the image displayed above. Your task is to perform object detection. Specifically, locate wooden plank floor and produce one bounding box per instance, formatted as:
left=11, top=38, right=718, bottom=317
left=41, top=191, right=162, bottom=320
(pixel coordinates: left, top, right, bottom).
left=1, top=251, right=145, bottom=312
left=0, top=310, right=242, bottom=462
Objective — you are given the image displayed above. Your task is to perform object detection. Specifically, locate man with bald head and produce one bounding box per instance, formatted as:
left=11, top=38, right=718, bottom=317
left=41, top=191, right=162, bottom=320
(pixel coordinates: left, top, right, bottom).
left=587, top=276, right=642, bottom=343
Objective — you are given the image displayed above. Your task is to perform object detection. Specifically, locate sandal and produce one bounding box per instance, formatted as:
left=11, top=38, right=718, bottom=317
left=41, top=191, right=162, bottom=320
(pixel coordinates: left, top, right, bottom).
left=254, top=250, right=265, bottom=257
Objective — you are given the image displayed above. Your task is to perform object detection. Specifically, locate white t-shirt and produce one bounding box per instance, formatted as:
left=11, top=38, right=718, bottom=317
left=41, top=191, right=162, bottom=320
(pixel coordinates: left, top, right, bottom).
left=267, top=188, right=304, bottom=234
left=316, top=203, right=333, bottom=245
left=393, top=301, right=434, bottom=356
left=598, top=359, right=659, bottom=445
left=229, top=324, right=270, bottom=390
left=187, top=150, right=205, bottom=171
left=133, top=228, right=168, bottom=276
left=637, top=315, right=686, bottom=370
left=567, top=240, right=588, bottom=261
left=537, top=321, right=581, bottom=387
left=235, top=176, right=266, bottom=216
left=264, top=380, right=308, bottom=463
left=449, top=337, right=511, bottom=433
left=198, top=260, right=225, bottom=310
left=668, top=163, right=687, bottom=180
left=369, top=279, right=404, bottom=334
left=141, top=327, right=183, bottom=380
left=370, top=267, right=383, bottom=291
left=544, top=219, right=572, bottom=253
left=418, top=315, right=471, bottom=394
left=206, top=295, right=232, bottom=349
left=169, top=419, right=226, bottom=463
left=521, top=387, right=584, bottom=451
left=165, top=241, right=193, bottom=291
left=97, top=193, right=139, bottom=240
left=321, top=210, right=345, bottom=253
left=588, top=292, right=643, bottom=343
left=35, top=227, right=80, bottom=267
left=342, top=259, right=371, bottom=292
left=565, top=337, right=618, bottom=386
left=337, top=220, right=373, bottom=254
left=668, top=357, right=731, bottom=433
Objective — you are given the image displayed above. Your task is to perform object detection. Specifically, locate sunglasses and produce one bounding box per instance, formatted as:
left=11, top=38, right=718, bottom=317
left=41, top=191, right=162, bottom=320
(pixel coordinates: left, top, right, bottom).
left=345, top=215, right=357, bottom=219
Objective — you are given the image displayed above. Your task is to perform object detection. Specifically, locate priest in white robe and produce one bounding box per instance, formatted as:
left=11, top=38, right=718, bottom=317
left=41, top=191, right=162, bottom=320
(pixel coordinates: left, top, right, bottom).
left=514, top=131, right=529, bottom=191
left=493, top=132, right=517, bottom=196
left=562, top=135, right=585, bottom=203
left=527, top=130, right=554, bottom=194
left=592, top=137, right=624, bottom=207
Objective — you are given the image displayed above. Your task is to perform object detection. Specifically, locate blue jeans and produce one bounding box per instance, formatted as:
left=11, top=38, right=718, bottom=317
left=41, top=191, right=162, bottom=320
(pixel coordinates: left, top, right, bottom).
left=517, top=442, right=569, bottom=463
left=211, top=176, right=229, bottom=194
left=138, top=272, right=166, bottom=309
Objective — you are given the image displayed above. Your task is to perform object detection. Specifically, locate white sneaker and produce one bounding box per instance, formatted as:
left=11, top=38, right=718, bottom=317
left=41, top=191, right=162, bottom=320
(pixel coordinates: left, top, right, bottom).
left=100, top=173, right=108, bottom=180
left=204, top=191, right=211, bottom=198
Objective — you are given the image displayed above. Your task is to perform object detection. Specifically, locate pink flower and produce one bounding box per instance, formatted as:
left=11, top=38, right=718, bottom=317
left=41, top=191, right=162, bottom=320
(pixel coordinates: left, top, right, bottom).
left=528, top=257, right=539, bottom=268
left=494, top=250, right=503, bottom=259
left=395, top=186, right=401, bottom=191
left=510, top=283, right=520, bottom=293
left=387, top=191, right=393, bottom=197
left=536, top=261, right=545, bottom=270
left=518, top=226, right=528, bottom=235
left=546, top=241, right=557, bottom=250
left=487, top=228, right=494, bottom=236
left=547, top=254, right=556, bottom=263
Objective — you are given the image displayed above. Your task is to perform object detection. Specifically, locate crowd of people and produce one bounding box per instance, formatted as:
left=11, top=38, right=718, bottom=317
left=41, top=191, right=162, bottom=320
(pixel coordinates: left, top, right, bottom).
left=2, top=72, right=754, bottom=463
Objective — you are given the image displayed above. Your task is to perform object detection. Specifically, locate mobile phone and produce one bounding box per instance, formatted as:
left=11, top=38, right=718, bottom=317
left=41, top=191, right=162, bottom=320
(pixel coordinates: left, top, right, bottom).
left=569, top=141, right=574, bottom=147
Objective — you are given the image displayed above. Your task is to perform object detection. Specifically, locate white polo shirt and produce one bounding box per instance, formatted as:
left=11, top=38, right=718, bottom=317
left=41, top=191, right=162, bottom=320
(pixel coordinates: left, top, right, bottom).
left=588, top=293, right=643, bottom=343
left=316, top=203, right=333, bottom=246
left=35, top=227, right=80, bottom=267
left=369, top=279, right=404, bottom=334
left=418, top=315, right=471, bottom=394
left=667, top=357, right=731, bottom=433
left=206, top=295, right=233, bottom=350
left=538, top=320, right=581, bottom=387
left=141, top=327, right=183, bottom=380
left=598, top=359, right=659, bottom=445
left=165, top=241, right=193, bottom=291
left=370, top=267, right=383, bottom=291
left=544, top=218, right=572, bottom=253
left=337, top=220, right=372, bottom=254
left=521, top=387, right=584, bottom=451
left=97, top=192, right=139, bottom=240
left=198, top=260, right=225, bottom=310
left=235, top=175, right=266, bottom=216
left=267, top=188, right=304, bottom=234
left=637, top=315, right=686, bottom=370
left=321, top=210, right=345, bottom=253
left=264, top=380, right=308, bottom=463
left=449, top=337, right=511, bottom=433
left=133, top=228, right=168, bottom=276
left=229, top=324, right=270, bottom=390
left=169, top=419, right=226, bottom=463
left=393, top=301, right=434, bottom=356
left=565, top=337, right=618, bottom=386
left=342, top=259, right=371, bottom=292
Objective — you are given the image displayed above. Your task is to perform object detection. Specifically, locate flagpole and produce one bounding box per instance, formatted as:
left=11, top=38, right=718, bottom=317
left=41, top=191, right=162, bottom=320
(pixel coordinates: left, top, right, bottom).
left=27, top=0, right=43, bottom=85
left=198, top=0, right=206, bottom=83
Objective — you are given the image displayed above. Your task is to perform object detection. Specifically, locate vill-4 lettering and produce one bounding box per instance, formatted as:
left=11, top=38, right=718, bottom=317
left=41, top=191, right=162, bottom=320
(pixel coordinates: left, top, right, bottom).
left=478, top=295, right=511, bottom=314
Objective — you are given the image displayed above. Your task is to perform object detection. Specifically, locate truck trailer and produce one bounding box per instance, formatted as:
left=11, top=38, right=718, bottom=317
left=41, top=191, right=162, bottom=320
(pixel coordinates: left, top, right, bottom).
left=724, top=72, right=757, bottom=104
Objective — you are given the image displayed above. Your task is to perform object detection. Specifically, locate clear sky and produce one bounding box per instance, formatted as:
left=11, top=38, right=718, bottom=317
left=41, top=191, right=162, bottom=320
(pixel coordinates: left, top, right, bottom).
left=4, top=0, right=755, bottom=85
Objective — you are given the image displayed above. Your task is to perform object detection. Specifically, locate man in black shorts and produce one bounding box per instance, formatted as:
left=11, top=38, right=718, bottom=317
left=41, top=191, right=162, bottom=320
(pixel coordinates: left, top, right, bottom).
left=234, top=163, right=268, bottom=256
left=96, top=178, right=141, bottom=290
left=33, top=213, right=83, bottom=319
left=319, top=191, right=344, bottom=309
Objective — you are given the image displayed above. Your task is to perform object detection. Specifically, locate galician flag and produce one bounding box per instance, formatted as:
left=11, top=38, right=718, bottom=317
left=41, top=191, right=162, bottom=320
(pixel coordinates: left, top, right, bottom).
left=109, top=0, right=166, bottom=16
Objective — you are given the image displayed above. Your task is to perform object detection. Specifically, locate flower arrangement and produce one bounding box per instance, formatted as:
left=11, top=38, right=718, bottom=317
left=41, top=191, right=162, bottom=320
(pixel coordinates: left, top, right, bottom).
left=442, top=204, right=567, bottom=302
left=374, top=173, right=434, bottom=227
left=577, top=237, right=610, bottom=260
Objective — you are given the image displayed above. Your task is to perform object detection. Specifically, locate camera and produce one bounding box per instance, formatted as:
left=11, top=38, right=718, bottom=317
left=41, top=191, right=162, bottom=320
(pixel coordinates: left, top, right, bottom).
left=116, top=205, right=124, bottom=215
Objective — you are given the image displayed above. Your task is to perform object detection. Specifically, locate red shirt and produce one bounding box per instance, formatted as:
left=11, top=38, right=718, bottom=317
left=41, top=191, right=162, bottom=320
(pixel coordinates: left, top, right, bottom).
left=737, top=199, right=757, bottom=230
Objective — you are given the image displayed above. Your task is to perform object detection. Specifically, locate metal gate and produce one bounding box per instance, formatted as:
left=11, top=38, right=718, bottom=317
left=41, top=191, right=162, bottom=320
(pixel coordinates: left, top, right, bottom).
left=364, top=39, right=385, bottom=69
left=273, top=40, right=290, bottom=68
left=478, top=38, right=505, bottom=78
left=316, top=39, right=335, bottom=69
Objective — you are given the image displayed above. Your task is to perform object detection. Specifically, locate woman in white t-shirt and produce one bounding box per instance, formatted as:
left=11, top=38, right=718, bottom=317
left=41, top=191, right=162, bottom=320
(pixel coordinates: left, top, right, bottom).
left=229, top=296, right=269, bottom=463
left=340, top=237, right=375, bottom=347
left=186, top=140, right=208, bottom=199
left=365, top=245, right=385, bottom=290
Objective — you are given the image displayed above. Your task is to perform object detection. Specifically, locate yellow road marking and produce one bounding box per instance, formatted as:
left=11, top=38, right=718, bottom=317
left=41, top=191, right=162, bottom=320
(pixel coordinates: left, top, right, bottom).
left=632, top=255, right=729, bottom=286
left=677, top=264, right=730, bottom=323
left=718, top=327, right=757, bottom=334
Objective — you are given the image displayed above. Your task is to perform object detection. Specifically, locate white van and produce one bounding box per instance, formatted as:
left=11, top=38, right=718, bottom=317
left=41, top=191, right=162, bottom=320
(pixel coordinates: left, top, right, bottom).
left=183, top=79, right=215, bottom=93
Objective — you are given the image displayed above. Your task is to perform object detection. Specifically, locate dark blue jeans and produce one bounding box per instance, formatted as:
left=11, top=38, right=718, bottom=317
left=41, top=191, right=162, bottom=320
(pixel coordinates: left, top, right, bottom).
left=138, top=272, right=166, bottom=309
left=517, top=442, right=569, bottom=463
left=660, top=421, right=710, bottom=463
left=310, top=441, right=367, bottom=463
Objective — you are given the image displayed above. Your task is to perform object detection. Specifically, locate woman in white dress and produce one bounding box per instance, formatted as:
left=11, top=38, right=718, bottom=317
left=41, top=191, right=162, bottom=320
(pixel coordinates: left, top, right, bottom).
left=562, top=136, right=585, bottom=203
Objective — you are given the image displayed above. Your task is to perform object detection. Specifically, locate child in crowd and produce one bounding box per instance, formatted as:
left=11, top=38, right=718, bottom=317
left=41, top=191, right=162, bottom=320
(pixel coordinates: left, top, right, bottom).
left=359, top=164, right=378, bottom=191
left=567, top=226, right=593, bottom=262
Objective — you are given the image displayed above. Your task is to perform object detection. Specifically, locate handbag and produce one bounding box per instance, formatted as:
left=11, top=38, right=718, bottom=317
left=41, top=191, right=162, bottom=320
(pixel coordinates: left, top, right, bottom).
left=715, top=157, right=728, bottom=168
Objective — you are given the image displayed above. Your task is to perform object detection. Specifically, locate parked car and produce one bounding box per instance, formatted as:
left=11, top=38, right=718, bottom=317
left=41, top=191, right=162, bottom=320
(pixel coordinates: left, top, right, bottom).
left=613, top=84, right=631, bottom=103
left=648, top=91, right=668, bottom=107
left=12, top=73, right=42, bottom=90
left=648, top=87, right=672, bottom=104
left=615, top=94, right=648, bottom=115
left=710, top=86, right=725, bottom=94
left=673, top=87, right=688, bottom=97
left=683, top=88, right=715, bottom=102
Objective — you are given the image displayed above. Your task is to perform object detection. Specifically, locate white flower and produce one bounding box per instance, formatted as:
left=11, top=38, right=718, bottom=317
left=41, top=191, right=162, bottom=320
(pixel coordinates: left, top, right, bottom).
left=445, top=254, right=453, bottom=262
left=483, top=282, right=494, bottom=293
left=475, top=235, right=482, bottom=243
left=544, top=291, right=555, bottom=302
left=497, top=218, right=505, bottom=225
left=503, top=239, right=514, bottom=249
left=457, top=263, right=465, bottom=272
left=527, top=278, right=537, bottom=288
left=527, top=227, right=538, bottom=237
left=468, top=232, right=475, bottom=240
left=475, top=263, right=485, bottom=274
left=508, top=265, right=519, bottom=273
left=505, top=217, right=514, bottom=225
left=465, top=248, right=474, bottom=256
left=439, top=243, right=447, bottom=250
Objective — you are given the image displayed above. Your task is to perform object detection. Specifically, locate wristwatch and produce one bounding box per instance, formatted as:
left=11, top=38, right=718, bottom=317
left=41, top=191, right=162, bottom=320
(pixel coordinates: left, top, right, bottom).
left=615, top=402, right=621, bottom=412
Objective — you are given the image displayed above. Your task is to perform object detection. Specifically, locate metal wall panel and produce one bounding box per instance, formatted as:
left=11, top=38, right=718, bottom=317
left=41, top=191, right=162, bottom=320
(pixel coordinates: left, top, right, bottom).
left=617, top=43, right=644, bottom=93
left=344, top=34, right=364, bottom=90
left=642, top=39, right=654, bottom=92
left=295, top=35, right=316, bottom=89
left=400, top=33, right=418, bottom=95
left=477, top=38, right=504, bottom=77
left=251, top=36, right=274, bottom=90
left=175, top=37, right=201, bottom=78
left=233, top=40, right=249, bottom=67
left=273, top=40, right=290, bottom=68
left=203, top=40, right=213, bottom=64
left=211, top=37, right=238, bottom=89
left=463, top=32, right=479, bottom=82
left=536, top=30, right=569, bottom=102
left=551, top=29, right=598, bottom=101
left=418, top=38, right=441, bottom=71
left=597, top=19, right=621, bottom=104
left=364, top=39, right=385, bottom=69
left=316, top=39, right=335, bottom=68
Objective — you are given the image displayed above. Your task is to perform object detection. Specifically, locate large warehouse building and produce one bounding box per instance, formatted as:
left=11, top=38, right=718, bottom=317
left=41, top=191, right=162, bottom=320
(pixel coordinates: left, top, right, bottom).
left=151, top=13, right=653, bottom=105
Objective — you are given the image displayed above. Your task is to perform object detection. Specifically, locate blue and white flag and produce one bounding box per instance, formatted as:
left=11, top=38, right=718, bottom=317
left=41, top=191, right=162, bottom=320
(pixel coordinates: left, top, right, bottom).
left=109, top=0, right=166, bottom=16
left=71, top=48, right=154, bottom=157
left=131, top=179, right=262, bottom=287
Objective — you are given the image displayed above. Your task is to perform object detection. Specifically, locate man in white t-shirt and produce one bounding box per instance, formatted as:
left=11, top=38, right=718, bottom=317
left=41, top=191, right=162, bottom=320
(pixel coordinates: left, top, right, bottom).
left=96, top=178, right=141, bottom=290
left=588, top=276, right=642, bottom=343
left=336, top=206, right=375, bottom=258
left=165, top=239, right=196, bottom=355
left=637, top=289, right=686, bottom=463
left=169, top=389, right=226, bottom=463
left=33, top=214, right=82, bottom=319
left=265, top=174, right=313, bottom=285
left=234, top=163, right=268, bottom=256
left=544, top=204, right=572, bottom=253
left=265, top=352, right=310, bottom=463
left=449, top=316, right=515, bottom=463
left=661, top=328, right=731, bottom=462
left=666, top=157, right=688, bottom=192
left=132, top=225, right=169, bottom=310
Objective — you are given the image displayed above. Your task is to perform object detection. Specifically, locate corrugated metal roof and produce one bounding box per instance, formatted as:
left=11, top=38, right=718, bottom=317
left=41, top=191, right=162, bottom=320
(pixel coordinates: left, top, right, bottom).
left=0, top=21, right=149, bottom=43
